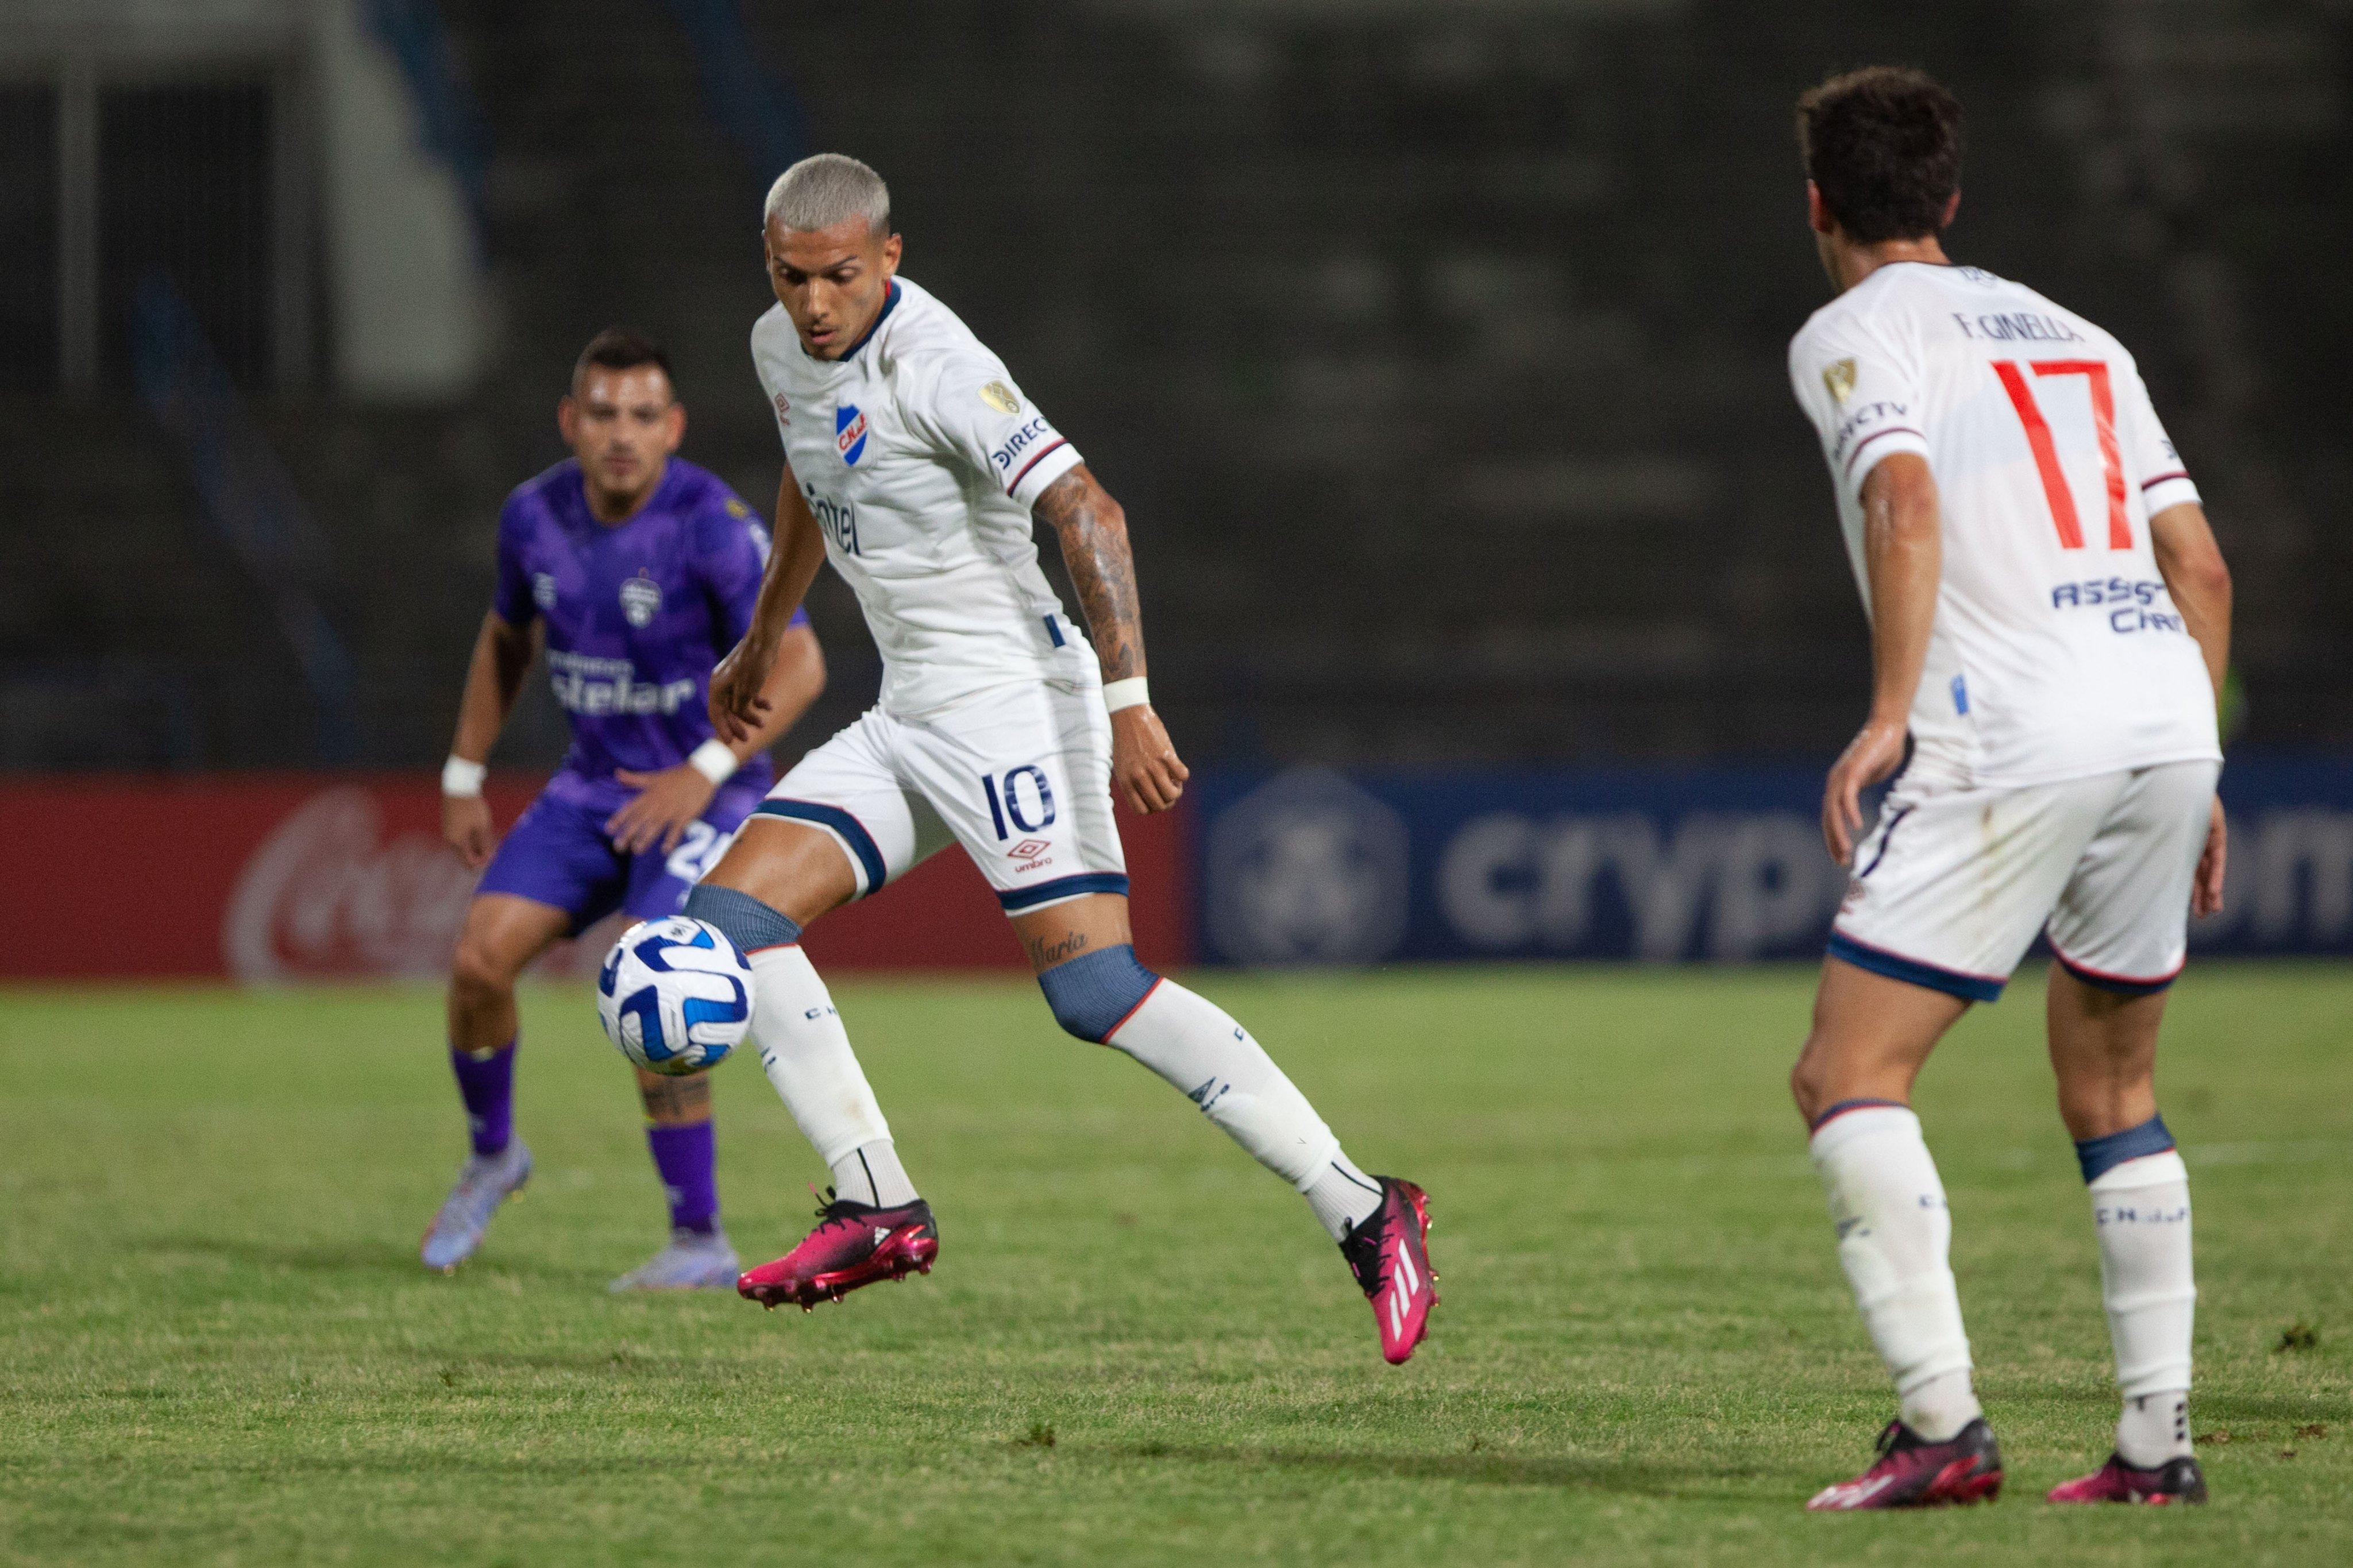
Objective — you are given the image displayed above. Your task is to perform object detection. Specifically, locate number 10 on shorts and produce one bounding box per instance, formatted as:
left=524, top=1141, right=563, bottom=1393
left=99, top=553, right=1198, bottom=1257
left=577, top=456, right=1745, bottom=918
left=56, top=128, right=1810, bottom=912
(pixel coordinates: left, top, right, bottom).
left=981, top=767, right=1057, bottom=840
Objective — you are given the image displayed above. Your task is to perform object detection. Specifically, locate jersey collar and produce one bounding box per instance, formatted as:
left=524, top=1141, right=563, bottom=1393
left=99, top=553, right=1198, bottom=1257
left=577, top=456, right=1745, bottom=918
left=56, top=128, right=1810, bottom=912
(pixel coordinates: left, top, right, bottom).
left=825, top=280, right=900, bottom=364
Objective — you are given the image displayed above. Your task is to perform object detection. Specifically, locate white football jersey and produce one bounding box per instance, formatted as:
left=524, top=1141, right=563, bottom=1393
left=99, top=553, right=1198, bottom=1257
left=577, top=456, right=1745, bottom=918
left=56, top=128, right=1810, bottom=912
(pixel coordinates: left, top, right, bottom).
left=752, top=276, right=1093, bottom=715
left=1789, top=262, right=2220, bottom=789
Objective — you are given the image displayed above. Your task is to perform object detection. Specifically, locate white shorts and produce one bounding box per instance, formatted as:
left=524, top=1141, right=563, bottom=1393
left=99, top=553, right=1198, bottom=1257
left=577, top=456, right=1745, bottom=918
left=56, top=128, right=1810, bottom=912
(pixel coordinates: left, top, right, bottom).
left=1830, top=759, right=2219, bottom=1001
left=753, top=678, right=1128, bottom=914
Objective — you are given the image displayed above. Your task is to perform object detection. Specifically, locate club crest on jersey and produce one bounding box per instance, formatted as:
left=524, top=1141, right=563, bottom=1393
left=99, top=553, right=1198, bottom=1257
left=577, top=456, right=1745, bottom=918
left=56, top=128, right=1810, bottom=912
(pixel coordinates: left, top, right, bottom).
left=1823, top=358, right=1858, bottom=404
left=773, top=391, right=790, bottom=425
left=979, top=380, right=1021, bottom=414
left=619, top=570, right=662, bottom=628
left=835, top=404, right=869, bottom=466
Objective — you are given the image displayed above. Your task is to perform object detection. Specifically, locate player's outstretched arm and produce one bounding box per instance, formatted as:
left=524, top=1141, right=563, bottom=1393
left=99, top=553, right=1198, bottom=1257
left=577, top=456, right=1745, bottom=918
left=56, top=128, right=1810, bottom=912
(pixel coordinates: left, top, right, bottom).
left=1824, top=452, right=1941, bottom=864
left=711, top=463, right=830, bottom=746
left=443, top=611, right=539, bottom=868
left=1034, top=465, right=1190, bottom=814
left=2150, top=501, right=2234, bottom=915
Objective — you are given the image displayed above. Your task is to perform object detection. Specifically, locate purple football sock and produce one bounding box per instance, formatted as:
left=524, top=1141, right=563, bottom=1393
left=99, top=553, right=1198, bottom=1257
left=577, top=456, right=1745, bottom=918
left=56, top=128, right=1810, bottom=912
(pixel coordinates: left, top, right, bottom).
left=646, top=1121, right=720, bottom=1234
left=449, top=1040, right=516, bottom=1157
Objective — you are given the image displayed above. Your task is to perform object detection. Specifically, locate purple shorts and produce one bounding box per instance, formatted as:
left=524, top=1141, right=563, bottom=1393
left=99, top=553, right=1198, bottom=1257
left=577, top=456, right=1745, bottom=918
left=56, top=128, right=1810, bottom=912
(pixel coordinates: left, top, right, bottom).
left=475, top=781, right=765, bottom=933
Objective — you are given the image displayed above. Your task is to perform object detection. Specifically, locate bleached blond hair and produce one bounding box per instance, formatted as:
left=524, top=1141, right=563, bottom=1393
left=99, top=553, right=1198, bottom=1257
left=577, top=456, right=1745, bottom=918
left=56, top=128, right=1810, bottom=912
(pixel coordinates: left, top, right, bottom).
left=763, top=153, right=890, bottom=236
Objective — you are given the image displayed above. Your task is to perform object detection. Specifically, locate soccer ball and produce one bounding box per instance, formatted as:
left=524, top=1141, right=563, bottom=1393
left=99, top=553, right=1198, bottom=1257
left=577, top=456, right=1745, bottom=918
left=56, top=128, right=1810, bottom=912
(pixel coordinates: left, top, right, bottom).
left=596, top=916, right=754, bottom=1076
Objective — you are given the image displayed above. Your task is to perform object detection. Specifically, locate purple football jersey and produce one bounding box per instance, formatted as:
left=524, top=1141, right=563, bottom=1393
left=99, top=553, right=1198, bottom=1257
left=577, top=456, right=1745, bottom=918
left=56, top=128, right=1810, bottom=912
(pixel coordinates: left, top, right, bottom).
left=492, top=457, right=804, bottom=813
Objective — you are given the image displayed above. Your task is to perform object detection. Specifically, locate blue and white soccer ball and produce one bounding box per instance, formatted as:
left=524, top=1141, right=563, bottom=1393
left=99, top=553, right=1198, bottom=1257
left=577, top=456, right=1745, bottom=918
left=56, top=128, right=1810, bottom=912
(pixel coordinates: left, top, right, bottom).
left=596, top=916, right=754, bottom=1076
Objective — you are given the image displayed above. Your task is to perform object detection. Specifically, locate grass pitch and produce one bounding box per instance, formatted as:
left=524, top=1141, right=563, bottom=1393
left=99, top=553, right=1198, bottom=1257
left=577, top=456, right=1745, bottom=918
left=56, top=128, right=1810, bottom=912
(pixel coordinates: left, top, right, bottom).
left=2, top=964, right=2348, bottom=1565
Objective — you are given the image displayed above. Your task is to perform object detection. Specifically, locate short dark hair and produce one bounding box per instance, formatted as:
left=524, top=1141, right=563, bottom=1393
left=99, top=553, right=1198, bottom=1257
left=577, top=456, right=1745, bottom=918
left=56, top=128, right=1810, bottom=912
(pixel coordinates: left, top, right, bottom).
left=1796, top=67, right=1964, bottom=245
left=572, top=328, right=675, bottom=397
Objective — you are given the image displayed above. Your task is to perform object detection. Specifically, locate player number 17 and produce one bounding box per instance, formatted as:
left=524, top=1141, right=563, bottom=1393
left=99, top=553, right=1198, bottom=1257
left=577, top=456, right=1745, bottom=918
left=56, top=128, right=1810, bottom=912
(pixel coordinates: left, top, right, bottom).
left=1992, top=358, right=2130, bottom=550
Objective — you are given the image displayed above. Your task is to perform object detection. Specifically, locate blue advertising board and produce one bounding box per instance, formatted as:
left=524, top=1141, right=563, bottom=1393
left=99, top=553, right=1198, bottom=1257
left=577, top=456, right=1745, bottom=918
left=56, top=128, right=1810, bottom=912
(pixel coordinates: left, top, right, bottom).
left=1193, top=756, right=2353, bottom=966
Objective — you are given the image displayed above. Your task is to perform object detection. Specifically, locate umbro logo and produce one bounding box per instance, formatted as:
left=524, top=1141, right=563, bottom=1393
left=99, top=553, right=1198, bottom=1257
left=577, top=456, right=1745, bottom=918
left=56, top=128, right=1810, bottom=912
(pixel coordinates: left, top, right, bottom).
left=1006, top=837, right=1050, bottom=860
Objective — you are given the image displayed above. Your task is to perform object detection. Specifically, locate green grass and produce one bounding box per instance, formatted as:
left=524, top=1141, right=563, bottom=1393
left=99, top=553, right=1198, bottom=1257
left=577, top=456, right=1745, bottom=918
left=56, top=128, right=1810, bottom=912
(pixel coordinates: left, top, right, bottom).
left=2, top=964, right=2348, bottom=1565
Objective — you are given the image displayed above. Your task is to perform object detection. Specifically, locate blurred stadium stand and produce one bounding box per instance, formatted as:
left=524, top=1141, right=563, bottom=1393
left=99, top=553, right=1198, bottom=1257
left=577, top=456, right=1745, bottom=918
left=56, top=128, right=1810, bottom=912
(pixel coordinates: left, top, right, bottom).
left=4, top=0, right=2349, bottom=773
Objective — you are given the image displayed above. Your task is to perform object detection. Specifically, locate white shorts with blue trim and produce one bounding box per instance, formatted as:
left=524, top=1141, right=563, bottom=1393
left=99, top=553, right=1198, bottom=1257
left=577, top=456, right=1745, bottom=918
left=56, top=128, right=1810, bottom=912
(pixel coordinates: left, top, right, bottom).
left=1830, top=759, right=2219, bottom=1002
left=751, top=677, right=1128, bottom=914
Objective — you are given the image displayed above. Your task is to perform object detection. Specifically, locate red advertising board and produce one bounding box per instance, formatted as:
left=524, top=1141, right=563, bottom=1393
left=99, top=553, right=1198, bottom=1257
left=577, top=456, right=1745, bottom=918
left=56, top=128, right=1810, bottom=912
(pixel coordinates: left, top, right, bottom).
left=0, top=775, right=1191, bottom=980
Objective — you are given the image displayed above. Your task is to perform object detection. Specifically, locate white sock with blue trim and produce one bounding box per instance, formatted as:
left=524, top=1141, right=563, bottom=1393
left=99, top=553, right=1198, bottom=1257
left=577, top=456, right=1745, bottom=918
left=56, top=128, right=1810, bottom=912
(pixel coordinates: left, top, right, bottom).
left=2089, top=1150, right=2194, bottom=1464
left=1810, top=1104, right=1981, bottom=1439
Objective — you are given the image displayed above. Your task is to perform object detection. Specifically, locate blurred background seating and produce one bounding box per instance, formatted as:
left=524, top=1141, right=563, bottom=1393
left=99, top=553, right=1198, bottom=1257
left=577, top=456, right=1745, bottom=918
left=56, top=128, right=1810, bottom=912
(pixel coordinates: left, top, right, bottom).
left=3, top=0, right=2347, bottom=774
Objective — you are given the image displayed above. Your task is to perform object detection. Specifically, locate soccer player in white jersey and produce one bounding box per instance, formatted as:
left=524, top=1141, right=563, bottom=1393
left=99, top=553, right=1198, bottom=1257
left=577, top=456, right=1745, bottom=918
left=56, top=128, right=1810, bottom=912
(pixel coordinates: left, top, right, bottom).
left=668, top=155, right=1436, bottom=1362
left=1783, top=69, right=2232, bottom=1509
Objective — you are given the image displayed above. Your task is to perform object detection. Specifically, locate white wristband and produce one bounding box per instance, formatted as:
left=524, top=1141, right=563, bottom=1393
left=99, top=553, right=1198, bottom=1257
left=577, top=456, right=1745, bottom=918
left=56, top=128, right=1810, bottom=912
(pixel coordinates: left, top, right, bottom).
left=441, top=756, right=487, bottom=798
left=1101, top=677, right=1151, bottom=713
left=688, top=739, right=740, bottom=786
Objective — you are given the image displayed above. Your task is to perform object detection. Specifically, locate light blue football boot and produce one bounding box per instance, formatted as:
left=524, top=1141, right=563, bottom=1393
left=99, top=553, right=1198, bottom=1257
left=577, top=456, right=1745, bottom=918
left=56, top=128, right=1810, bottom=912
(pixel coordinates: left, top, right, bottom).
left=420, top=1139, right=533, bottom=1272
left=608, top=1226, right=740, bottom=1292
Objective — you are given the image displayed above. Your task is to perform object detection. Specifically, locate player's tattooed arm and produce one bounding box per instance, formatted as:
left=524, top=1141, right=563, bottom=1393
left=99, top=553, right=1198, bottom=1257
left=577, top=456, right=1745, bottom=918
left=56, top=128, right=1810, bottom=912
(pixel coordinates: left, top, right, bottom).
left=712, top=461, right=830, bottom=745
left=1034, top=466, right=1191, bottom=813
left=1035, top=466, right=1145, bottom=682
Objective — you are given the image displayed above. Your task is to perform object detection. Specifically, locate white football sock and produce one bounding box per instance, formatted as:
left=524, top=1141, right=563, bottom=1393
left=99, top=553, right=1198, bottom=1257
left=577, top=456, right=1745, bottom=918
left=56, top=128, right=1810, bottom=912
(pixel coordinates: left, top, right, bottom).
left=1105, top=978, right=1342, bottom=1197
left=1302, top=1148, right=1386, bottom=1243
left=747, top=945, right=904, bottom=1184
left=831, top=1138, right=917, bottom=1209
left=2089, top=1150, right=2194, bottom=1463
left=2117, top=1392, right=2191, bottom=1468
left=1810, top=1104, right=1980, bottom=1439
left=1903, top=1369, right=1983, bottom=1444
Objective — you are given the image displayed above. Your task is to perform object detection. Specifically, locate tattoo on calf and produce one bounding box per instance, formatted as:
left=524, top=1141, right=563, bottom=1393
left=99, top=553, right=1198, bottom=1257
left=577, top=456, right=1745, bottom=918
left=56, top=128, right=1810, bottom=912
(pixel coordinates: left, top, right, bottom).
left=1027, top=929, right=1091, bottom=970
left=1035, top=469, right=1145, bottom=682
left=637, top=1071, right=712, bottom=1122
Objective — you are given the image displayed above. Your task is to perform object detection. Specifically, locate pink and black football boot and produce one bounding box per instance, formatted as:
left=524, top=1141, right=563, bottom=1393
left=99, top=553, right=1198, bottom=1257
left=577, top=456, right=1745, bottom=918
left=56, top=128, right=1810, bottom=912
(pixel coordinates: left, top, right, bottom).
left=1807, top=1418, right=2005, bottom=1511
left=2047, top=1453, right=2207, bottom=1505
left=737, top=1192, right=938, bottom=1312
left=1339, top=1176, right=1438, bottom=1364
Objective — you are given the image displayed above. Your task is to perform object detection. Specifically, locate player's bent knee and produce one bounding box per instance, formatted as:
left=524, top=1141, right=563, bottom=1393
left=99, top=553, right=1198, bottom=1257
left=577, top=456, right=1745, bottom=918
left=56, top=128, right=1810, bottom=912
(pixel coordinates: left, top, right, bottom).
left=449, top=939, right=520, bottom=1001
left=704, top=817, right=858, bottom=924
left=681, top=882, right=802, bottom=956
left=1037, top=944, right=1160, bottom=1044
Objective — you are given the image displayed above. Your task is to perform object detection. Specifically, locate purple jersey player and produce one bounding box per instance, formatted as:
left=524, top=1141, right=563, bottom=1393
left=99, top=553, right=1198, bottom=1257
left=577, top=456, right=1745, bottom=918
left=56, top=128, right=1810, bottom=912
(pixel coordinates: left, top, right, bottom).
left=422, top=330, right=825, bottom=1288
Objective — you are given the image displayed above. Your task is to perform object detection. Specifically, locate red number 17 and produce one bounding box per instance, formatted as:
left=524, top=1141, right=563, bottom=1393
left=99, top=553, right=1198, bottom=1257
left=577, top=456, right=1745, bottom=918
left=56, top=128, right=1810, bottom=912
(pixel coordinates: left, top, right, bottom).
left=1992, top=358, right=2130, bottom=550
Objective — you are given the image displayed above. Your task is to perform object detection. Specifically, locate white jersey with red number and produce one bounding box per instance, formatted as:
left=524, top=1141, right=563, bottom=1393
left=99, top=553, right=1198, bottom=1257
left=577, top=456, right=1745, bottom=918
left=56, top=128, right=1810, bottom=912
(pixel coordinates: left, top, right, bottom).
left=752, top=276, right=1092, bottom=716
left=1789, top=261, right=2219, bottom=789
